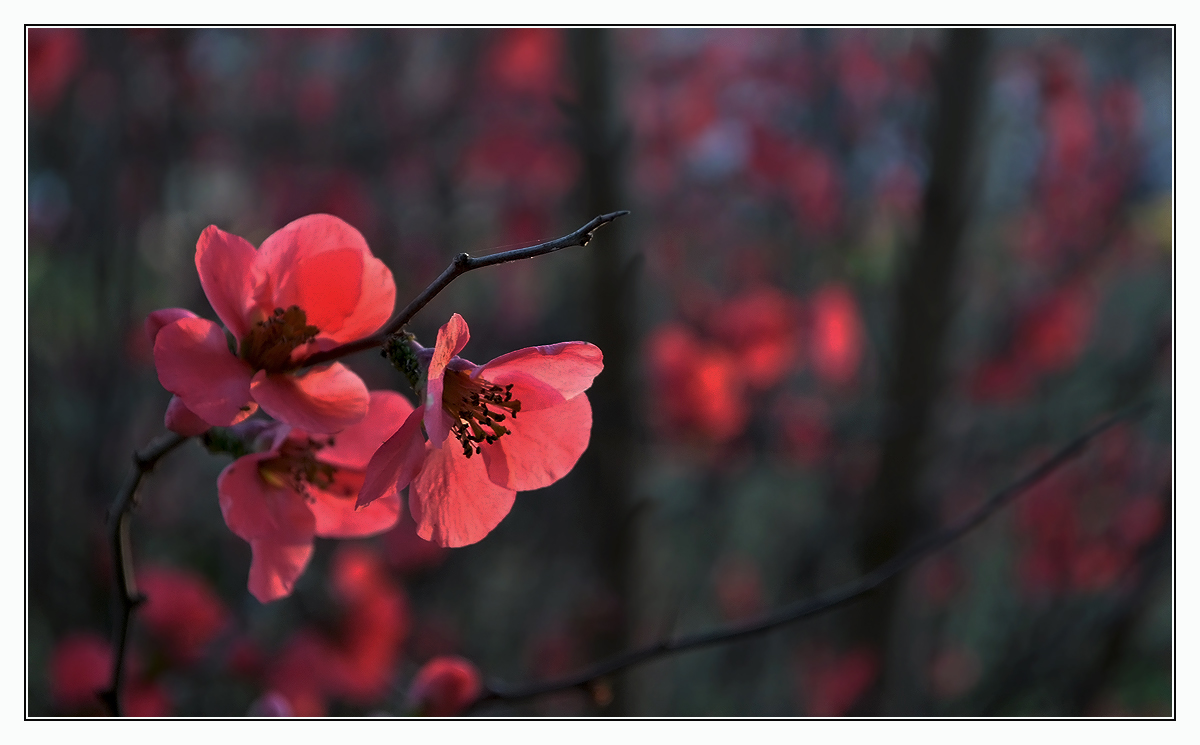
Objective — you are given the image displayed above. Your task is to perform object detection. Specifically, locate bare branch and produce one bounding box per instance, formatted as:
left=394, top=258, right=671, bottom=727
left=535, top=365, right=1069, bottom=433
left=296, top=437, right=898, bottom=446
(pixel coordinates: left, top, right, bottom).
left=468, top=403, right=1151, bottom=711
left=302, top=211, right=630, bottom=367
left=100, top=431, right=188, bottom=716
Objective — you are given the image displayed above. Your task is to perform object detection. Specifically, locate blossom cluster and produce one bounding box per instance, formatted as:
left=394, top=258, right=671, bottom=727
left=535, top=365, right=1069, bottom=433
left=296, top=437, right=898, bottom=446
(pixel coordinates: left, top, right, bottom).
left=148, top=214, right=601, bottom=601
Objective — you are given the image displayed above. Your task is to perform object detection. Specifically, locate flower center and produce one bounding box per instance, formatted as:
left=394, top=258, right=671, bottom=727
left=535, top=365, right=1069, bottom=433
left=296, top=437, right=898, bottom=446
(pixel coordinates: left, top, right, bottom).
left=441, top=369, right=522, bottom=458
left=257, top=435, right=340, bottom=496
left=240, top=306, right=319, bottom=373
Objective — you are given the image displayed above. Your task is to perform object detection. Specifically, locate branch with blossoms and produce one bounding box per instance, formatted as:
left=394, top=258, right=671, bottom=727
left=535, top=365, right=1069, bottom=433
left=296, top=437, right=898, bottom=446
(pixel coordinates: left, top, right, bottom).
left=103, top=212, right=626, bottom=716
left=462, top=402, right=1151, bottom=713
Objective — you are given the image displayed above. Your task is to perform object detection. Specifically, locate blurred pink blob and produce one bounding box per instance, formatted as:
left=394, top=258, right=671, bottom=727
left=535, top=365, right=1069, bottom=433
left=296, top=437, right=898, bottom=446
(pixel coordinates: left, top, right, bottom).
left=382, top=508, right=448, bottom=575
left=137, top=565, right=231, bottom=666
left=796, top=646, right=879, bottom=716
left=776, top=395, right=831, bottom=466
left=28, top=29, right=84, bottom=114
left=407, top=656, right=483, bottom=716
left=809, top=284, right=865, bottom=386
left=928, top=645, right=982, bottom=700
left=708, top=286, right=802, bottom=390
left=49, top=631, right=171, bottom=716
left=646, top=323, right=748, bottom=444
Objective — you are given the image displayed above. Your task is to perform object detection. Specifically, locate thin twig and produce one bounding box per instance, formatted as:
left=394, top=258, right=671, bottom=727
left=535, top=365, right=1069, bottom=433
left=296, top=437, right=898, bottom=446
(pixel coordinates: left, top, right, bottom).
left=469, top=403, right=1151, bottom=710
left=302, top=211, right=630, bottom=367
left=100, top=431, right=188, bottom=716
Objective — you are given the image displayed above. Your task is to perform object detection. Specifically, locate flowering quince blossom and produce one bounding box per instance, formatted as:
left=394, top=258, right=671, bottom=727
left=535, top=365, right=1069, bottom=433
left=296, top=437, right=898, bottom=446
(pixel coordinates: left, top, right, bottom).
left=217, top=391, right=411, bottom=601
left=358, top=313, right=602, bottom=547
left=149, top=214, right=396, bottom=435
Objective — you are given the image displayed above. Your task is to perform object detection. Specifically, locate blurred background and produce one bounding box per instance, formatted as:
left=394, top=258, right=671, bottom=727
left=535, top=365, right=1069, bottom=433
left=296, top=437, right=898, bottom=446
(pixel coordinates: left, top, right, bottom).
left=27, top=27, right=1172, bottom=717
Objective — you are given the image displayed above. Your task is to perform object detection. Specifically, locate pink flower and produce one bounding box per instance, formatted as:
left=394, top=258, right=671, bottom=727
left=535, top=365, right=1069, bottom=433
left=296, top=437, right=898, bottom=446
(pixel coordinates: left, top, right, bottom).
left=407, top=656, right=482, bottom=716
left=150, top=214, right=395, bottom=434
left=358, top=314, right=602, bottom=548
left=217, top=391, right=411, bottom=602
left=137, top=565, right=231, bottom=666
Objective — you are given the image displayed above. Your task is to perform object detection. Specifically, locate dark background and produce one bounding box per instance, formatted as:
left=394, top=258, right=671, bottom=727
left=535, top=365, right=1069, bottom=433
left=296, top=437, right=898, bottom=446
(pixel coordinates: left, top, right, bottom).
left=27, top=27, right=1172, bottom=716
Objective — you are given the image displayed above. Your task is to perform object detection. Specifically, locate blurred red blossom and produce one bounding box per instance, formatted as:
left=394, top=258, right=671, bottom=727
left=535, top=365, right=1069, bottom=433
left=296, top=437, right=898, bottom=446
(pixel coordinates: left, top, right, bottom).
left=776, top=395, right=831, bottom=466
left=49, top=631, right=171, bottom=716
left=809, top=283, right=865, bottom=386
left=137, top=565, right=231, bottom=665
left=708, top=286, right=802, bottom=390
left=796, top=645, right=879, bottom=716
left=28, top=28, right=84, bottom=115
left=382, top=508, right=448, bottom=575
left=407, top=656, right=482, bottom=716
left=646, top=322, right=747, bottom=444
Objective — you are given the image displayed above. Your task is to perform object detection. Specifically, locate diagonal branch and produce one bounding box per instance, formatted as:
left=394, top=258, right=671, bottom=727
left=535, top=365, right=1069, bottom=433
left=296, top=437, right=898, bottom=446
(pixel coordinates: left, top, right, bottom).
left=469, top=402, right=1151, bottom=710
left=302, top=211, right=630, bottom=367
left=100, top=431, right=188, bottom=716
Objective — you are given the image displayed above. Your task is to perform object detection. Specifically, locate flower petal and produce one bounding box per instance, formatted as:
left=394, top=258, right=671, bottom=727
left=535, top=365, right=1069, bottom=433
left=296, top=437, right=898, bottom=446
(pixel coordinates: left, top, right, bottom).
left=195, top=225, right=259, bottom=340
left=250, top=363, right=369, bottom=434
left=358, top=405, right=427, bottom=509
left=424, top=314, right=471, bottom=447
left=145, top=308, right=198, bottom=346
left=478, top=342, right=603, bottom=402
left=327, top=255, right=396, bottom=344
left=483, top=393, right=592, bottom=492
left=276, top=247, right=364, bottom=336
left=163, top=395, right=219, bottom=437
left=310, top=469, right=402, bottom=538
left=154, top=317, right=255, bottom=427
left=409, top=441, right=516, bottom=547
left=318, top=390, right=415, bottom=472
left=247, top=538, right=314, bottom=603
left=217, top=454, right=316, bottom=544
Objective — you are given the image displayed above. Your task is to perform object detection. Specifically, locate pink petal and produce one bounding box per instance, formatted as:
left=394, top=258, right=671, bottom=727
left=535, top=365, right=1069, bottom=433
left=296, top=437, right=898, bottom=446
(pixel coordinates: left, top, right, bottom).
left=318, top=390, right=415, bottom=472
left=250, top=363, right=369, bottom=434
left=247, top=538, right=315, bottom=603
left=409, top=441, right=516, bottom=548
left=358, top=405, right=427, bottom=509
left=310, top=469, right=402, bottom=538
left=154, top=317, right=256, bottom=427
left=481, top=369, right=568, bottom=412
left=195, top=225, right=259, bottom=340
left=483, top=393, right=592, bottom=492
left=326, top=256, right=396, bottom=344
left=478, top=342, right=603, bottom=402
left=275, top=247, right=364, bottom=336
left=163, top=395, right=219, bottom=437
left=257, top=213, right=370, bottom=273
left=424, top=314, right=471, bottom=447
left=145, top=308, right=198, bottom=346
left=217, top=454, right=316, bottom=544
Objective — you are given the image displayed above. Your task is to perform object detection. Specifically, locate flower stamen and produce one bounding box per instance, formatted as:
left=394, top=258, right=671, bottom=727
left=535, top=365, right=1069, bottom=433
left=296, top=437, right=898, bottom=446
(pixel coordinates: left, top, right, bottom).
left=442, top=370, right=522, bottom=458
left=239, top=305, right=319, bottom=373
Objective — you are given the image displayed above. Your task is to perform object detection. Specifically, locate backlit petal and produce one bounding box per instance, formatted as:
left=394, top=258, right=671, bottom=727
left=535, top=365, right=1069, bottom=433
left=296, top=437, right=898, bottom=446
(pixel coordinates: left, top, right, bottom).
left=478, top=342, right=603, bottom=402
left=247, top=539, right=314, bottom=603
left=358, top=405, right=427, bottom=509
left=483, top=393, right=592, bottom=491
left=275, top=247, right=364, bottom=336
left=424, top=314, right=471, bottom=447
left=327, top=256, right=396, bottom=344
left=154, top=317, right=255, bottom=427
left=195, top=225, right=259, bottom=340
left=145, top=308, right=198, bottom=346
left=409, top=442, right=516, bottom=548
left=310, top=469, right=402, bottom=538
left=163, top=395, right=219, bottom=437
left=217, top=453, right=316, bottom=543
left=251, top=364, right=369, bottom=434
left=319, top=390, right=416, bottom=472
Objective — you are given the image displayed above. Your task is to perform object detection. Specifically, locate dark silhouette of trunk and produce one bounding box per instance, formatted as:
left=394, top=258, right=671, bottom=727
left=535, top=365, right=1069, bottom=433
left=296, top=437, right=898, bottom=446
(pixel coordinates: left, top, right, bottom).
left=568, top=28, right=639, bottom=716
left=851, top=28, right=991, bottom=715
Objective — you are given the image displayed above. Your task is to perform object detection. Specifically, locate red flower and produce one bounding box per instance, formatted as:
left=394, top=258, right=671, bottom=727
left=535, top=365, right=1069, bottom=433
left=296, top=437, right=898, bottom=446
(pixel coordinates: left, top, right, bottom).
left=646, top=323, right=747, bottom=444
left=150, top=214, right=395, bottom=434
left=48, top=632, right=172, bottom=716
left=358, top=313, right=602, bottom=547
left=217, top=391, right=410, bottom=601
left=407, top=656, right=482, bottom=716
left=137, top=565, right=231, bottom=666
left=810, top=283, right=865, bottom=386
